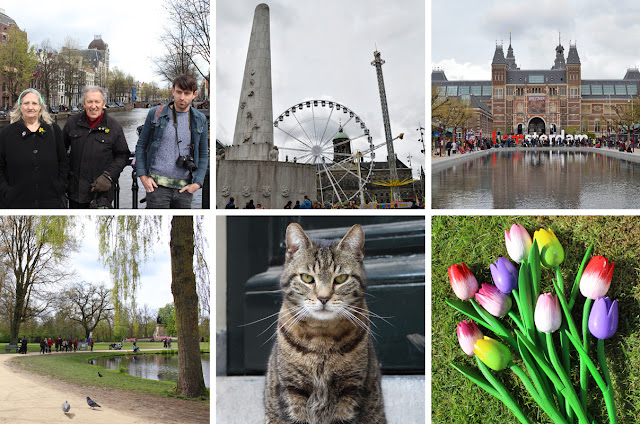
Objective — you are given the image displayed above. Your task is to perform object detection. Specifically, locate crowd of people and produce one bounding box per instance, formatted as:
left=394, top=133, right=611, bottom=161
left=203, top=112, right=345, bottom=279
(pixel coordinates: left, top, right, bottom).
left=18, top=336, right=94, bottom=354
left=436, top=135, right=637, bottom=157
left=0, top=74, right=208, bottom=209
left=224, top=195, right=423, bottom=209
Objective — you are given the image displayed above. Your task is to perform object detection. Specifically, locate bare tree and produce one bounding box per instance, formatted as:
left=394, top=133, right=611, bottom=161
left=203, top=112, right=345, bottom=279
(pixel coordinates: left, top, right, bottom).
left=57, top=37, right=86, bottom=109
left=153, top=22, right=199, bottom=84
left=33, top=39, right=60, bottom=106
left=65, top=282, right=113, bottom=339
left=165, top=0, right=209, bottom=84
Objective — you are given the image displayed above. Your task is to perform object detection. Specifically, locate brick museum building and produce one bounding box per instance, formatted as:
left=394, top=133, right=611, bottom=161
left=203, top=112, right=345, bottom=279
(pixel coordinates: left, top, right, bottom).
left=432, top=35, right=640, bottom=141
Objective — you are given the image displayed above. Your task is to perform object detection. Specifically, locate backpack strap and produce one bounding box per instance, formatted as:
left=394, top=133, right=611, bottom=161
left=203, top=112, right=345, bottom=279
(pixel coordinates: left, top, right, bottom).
left=152, top=104, right=164, bottom=124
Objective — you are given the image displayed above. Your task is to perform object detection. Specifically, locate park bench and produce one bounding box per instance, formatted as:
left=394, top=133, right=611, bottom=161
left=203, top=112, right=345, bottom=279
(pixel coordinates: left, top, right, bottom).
left=4, top=345, right=19, bottom=353
left=78, top=342, right=89, bottom=350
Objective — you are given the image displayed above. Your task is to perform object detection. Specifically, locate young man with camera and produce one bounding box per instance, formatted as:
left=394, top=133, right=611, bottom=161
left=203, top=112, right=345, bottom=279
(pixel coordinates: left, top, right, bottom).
left=135, top=74, right=208, bottom=208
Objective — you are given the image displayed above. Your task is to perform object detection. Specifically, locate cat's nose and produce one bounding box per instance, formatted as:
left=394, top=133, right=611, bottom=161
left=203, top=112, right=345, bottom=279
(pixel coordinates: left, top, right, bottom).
left=318, top=295, right=330, bottom=305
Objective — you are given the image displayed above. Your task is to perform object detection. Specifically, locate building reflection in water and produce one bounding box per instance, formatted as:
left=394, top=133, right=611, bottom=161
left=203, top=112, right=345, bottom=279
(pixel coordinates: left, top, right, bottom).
left=432, top=150, right=639, bottom=209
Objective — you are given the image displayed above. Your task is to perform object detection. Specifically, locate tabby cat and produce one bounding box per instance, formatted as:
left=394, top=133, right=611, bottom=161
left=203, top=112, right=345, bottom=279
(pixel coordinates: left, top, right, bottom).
left=265, top=223, right=386, bottom=424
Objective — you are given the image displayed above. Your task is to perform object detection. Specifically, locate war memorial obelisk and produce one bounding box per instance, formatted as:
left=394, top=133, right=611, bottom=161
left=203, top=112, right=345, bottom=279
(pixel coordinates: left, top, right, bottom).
left=217, top=3, right=316, bottom=208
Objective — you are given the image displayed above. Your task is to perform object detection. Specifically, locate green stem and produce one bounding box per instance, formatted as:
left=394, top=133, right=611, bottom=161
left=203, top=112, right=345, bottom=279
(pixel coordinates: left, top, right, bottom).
left=508, top=310, right=526, bottom=334
left=475, top=357, right=532, bottom=424
left=598, top=339, right=618, bottom=424
left=512, top=288, right=523, bottom=317
left=559, top=325, right=574, bottom=422
left=580, top=298, right=594, bottom=412
left=569, top=246, right=593, bottom=311
left=546, top=333, right=590, bottom=424
left=510, top=362, right=568, bottom=424
left=553, top=270, right=581, bottom=343
left=470, top=299, right=518, bottom=350
left=528, top=240, right=541, bottom=302
left=518, top=261, right=535, bottom=335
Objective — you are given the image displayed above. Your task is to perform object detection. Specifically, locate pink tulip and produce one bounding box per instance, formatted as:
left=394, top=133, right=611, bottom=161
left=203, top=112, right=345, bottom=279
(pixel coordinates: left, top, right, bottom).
left=456, top=320, right=484, bottom=356
left=448, top=263, right=479, bottom=300
left=475, top=284, right=512, bottom=317
left=534, top=293, right=562, bottom=333
left=505, top=224, right=532, bottom=263
left=579, top=256, right=614, bottom=300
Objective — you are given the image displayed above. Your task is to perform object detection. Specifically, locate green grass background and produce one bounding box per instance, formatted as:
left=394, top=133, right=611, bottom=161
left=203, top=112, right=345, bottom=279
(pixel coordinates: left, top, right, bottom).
left=432, top=216, right=640, bottom=424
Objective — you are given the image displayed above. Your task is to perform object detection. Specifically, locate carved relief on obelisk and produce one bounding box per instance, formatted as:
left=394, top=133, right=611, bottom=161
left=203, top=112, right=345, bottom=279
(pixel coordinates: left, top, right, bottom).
left=231, top=3, right=274, bottom=160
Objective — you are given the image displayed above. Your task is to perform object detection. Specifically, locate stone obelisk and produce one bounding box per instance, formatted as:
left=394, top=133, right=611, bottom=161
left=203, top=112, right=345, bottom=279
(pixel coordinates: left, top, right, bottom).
left=228, top=3, right=273, bottom=161
left=216, top=3, right=317, bottom=208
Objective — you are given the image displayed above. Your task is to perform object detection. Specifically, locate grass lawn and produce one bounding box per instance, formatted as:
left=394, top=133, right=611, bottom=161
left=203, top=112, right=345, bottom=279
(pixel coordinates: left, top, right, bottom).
left=432, top=216, right=640, bottom=424
left=9, top=343, right=210, bottom=401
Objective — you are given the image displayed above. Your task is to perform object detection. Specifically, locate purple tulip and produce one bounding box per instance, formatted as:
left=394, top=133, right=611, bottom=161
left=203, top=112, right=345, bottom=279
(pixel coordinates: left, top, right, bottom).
left=475, top=284, right=512, bottom=318
left=534, top=293, right=562, bottom=333
left=456, top=320, right=484, bottom=356
left=588, top=297, right=618, bottom=339
left=490, top=257, right=519, bottom=294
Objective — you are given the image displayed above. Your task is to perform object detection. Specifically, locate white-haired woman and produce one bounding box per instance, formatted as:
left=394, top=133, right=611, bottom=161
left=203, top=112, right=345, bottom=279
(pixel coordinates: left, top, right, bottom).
left=0, top=88, right=68, bottom=208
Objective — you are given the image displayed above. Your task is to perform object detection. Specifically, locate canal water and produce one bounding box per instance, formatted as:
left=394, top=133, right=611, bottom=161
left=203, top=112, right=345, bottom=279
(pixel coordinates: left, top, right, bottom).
left=92, top=353, right=210, bottom=388
left=432, top=150, right=640, bottom=209
left=54, top=108, right=203, bottom=209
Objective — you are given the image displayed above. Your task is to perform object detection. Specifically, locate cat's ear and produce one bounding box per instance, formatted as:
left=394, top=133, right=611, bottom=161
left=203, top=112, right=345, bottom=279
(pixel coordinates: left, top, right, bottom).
left=286, top=223, right=311, bottom=259
left=338, top=224, right=365, bottom=262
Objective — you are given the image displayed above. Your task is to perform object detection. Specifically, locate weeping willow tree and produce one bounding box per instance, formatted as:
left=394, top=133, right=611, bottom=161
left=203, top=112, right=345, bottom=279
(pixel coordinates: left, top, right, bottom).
left=96, top=215, right=208, bottom=398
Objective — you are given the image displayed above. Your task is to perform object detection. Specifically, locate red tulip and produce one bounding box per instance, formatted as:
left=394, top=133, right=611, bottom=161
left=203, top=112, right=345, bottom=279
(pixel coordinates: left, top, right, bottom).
left=448, top=263, right=479, bottom=300
left=579, top=256, right=614, bottom=300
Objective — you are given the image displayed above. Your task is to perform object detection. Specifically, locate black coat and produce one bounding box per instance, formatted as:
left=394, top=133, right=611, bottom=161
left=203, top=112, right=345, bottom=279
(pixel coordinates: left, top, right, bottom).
left=63, top=111, right=130, bottom=204
left=0, top=120, right=68, bottom=208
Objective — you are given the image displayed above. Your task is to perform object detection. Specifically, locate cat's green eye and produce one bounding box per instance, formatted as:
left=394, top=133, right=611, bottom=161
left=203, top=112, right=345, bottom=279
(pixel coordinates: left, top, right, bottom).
left=301, top=273, right=314, bottom=284
left=334, top=274, right=348, bottom=284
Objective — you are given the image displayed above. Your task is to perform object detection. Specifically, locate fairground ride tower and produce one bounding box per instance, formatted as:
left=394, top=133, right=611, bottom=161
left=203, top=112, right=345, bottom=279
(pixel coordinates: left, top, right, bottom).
left=371, top=50, right=401, bottom=202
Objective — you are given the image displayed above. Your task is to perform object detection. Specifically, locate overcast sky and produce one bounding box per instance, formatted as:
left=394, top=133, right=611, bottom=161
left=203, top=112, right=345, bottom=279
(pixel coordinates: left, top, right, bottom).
left=432, top=0, right=640, bottom=81
left=4, top=1, right=169, bottom=85
left=216, top=0, right=426, bottom=175
left=69, top=217, right=210, bottom=313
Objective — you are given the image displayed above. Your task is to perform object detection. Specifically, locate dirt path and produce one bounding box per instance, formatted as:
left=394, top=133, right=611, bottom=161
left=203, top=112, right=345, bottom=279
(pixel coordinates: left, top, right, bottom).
left=0, top=352, right=210, bottom=424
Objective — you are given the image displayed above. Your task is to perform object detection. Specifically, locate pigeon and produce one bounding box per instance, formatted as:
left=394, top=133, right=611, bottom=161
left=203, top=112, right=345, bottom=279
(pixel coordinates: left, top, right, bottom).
left=87, top=397, right=101, bottom=409
left=62, top=400, right=70, bottom=413
left=98, top=372, right=103, bottom=378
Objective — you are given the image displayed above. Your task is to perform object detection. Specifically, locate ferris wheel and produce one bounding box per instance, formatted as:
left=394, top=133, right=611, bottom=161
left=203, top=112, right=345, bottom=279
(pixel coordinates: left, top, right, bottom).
left=273, top=99, right=379, bottom=204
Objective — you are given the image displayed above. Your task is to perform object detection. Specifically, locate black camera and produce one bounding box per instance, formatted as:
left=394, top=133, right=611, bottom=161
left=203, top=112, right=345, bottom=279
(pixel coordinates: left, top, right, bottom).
left=177, top=155, right=198, bottom=172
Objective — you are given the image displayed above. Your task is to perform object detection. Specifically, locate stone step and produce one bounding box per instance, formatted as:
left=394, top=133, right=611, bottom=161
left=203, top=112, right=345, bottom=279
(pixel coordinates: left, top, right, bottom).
left=216, top=375, right=425, bottom=423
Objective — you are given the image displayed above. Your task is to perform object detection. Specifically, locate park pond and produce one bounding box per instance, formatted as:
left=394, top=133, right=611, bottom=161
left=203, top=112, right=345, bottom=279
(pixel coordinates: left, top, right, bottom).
left=432, top=148, right=640, bottom=209
left=91, top=353, right=210, bottom=388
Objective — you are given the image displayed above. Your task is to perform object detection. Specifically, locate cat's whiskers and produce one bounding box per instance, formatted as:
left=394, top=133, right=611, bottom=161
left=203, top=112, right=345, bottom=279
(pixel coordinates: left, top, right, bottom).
left=262, top=307, right=308, bottom=346
left=346, top=304, right=395, bottom=328
left=255, top=306, right=305, bottom=338
left=339, top=308, right=380, bottom=342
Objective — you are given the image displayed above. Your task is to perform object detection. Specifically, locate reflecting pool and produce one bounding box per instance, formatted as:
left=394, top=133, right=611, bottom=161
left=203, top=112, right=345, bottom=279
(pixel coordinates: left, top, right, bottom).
left=432, top=149, right=640, bottom=209
left=92, top=353, right=210, bottom=388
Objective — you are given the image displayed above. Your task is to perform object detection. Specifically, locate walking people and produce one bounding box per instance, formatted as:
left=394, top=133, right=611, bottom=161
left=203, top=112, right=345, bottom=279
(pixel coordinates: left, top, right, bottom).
left=47, top=338, right=52, bottom=353
left=135, top=75, right=208, bottom=209
left=0, top=88, right=68, bottom=208
left=40, top=339, right=46, bottom=354
left=20, top=336, right=27, bottom=354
